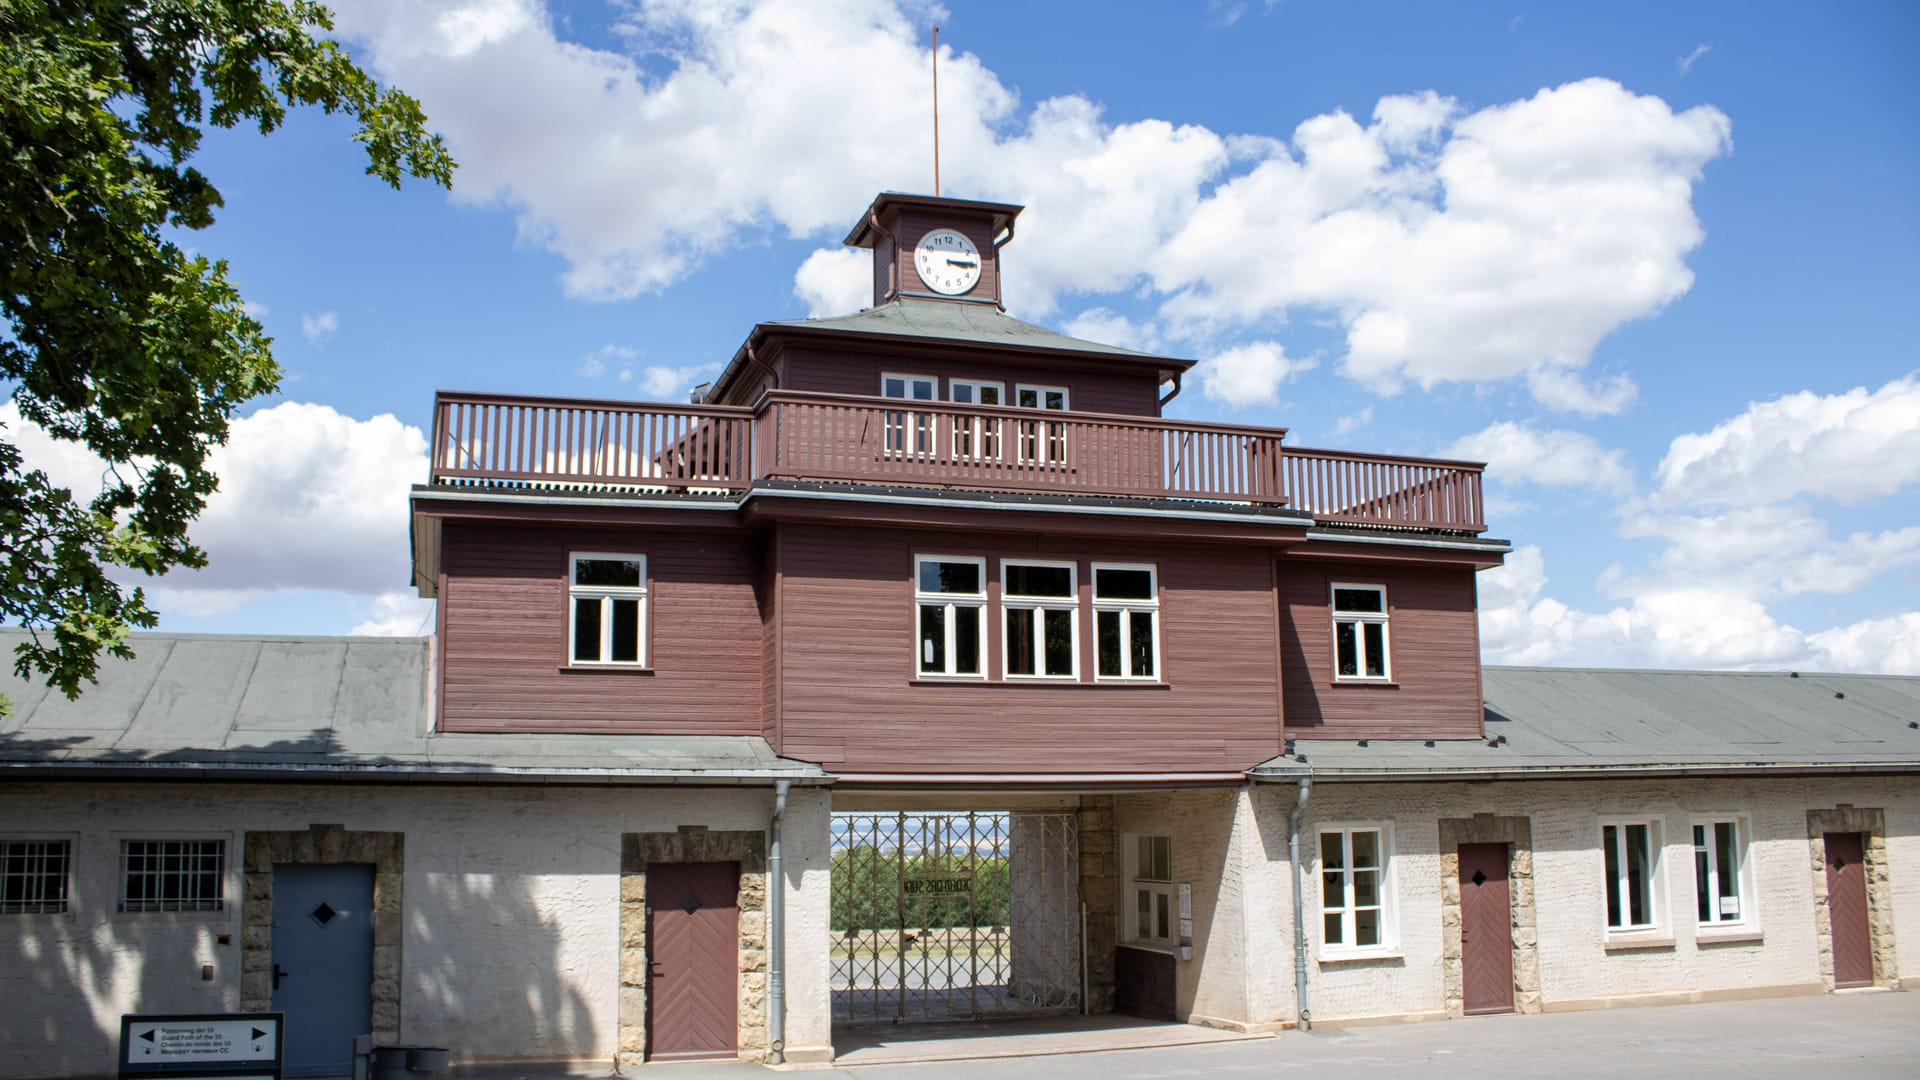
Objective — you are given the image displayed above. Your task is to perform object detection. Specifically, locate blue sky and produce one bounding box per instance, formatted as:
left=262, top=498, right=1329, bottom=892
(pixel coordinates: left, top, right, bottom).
left=12, top=1, right=1917, bottom=671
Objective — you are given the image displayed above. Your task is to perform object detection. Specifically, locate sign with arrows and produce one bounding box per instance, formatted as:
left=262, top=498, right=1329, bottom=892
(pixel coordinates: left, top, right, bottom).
left=119, top=1013, right=282, bottom=1080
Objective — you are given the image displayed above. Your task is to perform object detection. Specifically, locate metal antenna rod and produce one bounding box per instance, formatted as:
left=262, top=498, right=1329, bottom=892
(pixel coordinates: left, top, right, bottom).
left=931, top=24, right=941, bottom=196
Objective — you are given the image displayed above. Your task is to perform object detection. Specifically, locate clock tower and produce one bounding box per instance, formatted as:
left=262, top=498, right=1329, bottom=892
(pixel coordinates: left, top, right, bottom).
left=843, top=193, right=1023, bottom=309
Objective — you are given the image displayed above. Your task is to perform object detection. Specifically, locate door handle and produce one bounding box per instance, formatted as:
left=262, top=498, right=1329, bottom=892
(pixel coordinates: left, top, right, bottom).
left=273, top=964, right=290, bottom=991
left=648, top=961, right=665, bottom=980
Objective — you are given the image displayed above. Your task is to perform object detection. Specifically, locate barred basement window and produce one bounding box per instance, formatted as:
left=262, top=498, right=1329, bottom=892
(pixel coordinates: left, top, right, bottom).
left=121, top=840, right=226, bottom=912
left=1, top=840, right=71, bottom=914
left=570, top=553, right=647, bottom=665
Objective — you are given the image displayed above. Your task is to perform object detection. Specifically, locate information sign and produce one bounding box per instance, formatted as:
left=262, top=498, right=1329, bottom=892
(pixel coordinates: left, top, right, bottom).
left=119, top=1013, right=282, bottom=1080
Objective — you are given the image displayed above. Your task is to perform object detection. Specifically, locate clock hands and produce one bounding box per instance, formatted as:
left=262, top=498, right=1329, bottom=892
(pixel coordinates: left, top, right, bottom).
left=946, top=258, right=978, bottom=269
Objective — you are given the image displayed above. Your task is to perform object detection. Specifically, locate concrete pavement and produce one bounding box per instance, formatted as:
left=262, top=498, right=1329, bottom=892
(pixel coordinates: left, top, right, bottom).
left=494, top=989, right=1919, bottom=1079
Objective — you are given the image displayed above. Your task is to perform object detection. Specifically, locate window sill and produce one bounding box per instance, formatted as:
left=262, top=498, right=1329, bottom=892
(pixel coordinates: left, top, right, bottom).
left=1331, top=679, right=1399, bottom=689
left=1603, top=934, right=1675, bottom=952
left=1318, top=949, right=1403, bottom=965
left=1696, top=927, right=1764, bottom=945
left=558, top=665, right=654, bottom=676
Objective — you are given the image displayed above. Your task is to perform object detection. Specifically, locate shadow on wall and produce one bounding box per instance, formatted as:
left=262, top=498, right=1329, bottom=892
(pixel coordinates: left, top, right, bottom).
left=406, top=849, right=601, bottom=1066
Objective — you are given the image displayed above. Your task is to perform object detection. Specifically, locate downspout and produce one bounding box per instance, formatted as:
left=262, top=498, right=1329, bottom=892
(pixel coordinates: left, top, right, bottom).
left=768, top=779, right=791, bottom=1063
left=993, top=222, right=1016, bottom=310
left=1287, top=776, right=1312, bottom=1031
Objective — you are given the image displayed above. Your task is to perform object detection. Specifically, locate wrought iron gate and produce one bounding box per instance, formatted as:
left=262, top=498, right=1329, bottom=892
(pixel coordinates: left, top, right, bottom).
left=831, top=811, right=1081, bottom=1023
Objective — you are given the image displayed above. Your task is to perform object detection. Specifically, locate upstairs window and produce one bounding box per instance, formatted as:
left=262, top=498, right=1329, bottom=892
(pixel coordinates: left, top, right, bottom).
left=916, top=556, right=985, bottom=677
left=1602, top=820, right=1661, bottom=933
left=882, top=373, right=938, bottom=455
left=949, top=379, right=1004, bottom=460
left=1003, top=560, right=1077, bottom=679
left=1331, top=583, right=1389, bottom=680
left=121, top=840, right=225, bottom=912
left=571, top=554, right=647, bottom=665
left=1127, top=835, right=1175, bottom=947
left=1, top=840, right=70, bottom=915
left=1093, top=564, right=1159, bottom=680
left=1692, top=818, right=1750, bottom=927
left=1015, top=384, right=1069, bottom=464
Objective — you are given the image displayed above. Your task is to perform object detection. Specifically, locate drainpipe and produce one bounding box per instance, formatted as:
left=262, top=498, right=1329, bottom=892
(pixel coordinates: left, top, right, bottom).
left=1157, top=371, right=1183, bottom=409
left=1287, top=776, right=1312, bottom=1031
left=768, top=779, right=791, bottom=1063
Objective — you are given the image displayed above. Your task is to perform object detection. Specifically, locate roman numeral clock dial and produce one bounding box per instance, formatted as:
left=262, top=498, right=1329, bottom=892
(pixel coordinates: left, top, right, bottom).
left=913, top=228, right=982, bottom=295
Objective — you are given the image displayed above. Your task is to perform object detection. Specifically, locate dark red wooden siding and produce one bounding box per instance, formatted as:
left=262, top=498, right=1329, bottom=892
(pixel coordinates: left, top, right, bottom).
left=1277, top=559, right=1484, bottom=739
left=1825, top=832, right=1874, bottom=988
left=438, top=523, right=764, bottom=733
left=777, top=345, right=1161, bottom=417
left=1459, top=842, right=1514, bottom=1014
left=773, top=524, right=1284, bottom=774
left=646, top=861, right=739, bottom=1060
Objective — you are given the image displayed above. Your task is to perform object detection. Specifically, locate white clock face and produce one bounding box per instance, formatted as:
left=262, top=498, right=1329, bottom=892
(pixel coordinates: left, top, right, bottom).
left=913, top=228, right=982, bottom=295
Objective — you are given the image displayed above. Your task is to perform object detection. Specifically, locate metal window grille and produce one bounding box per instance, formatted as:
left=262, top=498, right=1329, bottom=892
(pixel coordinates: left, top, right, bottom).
left=1, top=840, right=71, bottom=914
left=120, top=840, right=225, bottom=912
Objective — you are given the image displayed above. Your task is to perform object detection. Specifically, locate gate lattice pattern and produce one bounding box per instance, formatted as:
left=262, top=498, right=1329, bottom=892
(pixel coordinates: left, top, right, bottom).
left=831, top=811, right=1082, bottom=1023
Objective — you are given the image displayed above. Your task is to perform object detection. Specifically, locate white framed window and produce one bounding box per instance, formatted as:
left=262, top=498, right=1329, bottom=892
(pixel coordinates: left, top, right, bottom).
left=570, top=553, right=647, bottom=666
left=1320, top=825, right=1394, bottom=954
left=1331, top=583, right=1390, bottom=681
left=1692, top=817, right=1752, bottom=927
left=120, top=840, right=226, bottom=912
left=882, top=372, right=938, bottom=455
left=1125, top=834, right=1175, bottom=947
left=1092, top=563, right=1159, bottom=680
left=1, top=839, right=71, bottom=915
left=1015, top=384, right=1069, bottom=464
left=1002, top=560, right=1077, bottom=679
left=915, top=555, right=986, bottom=677
left=1602, top=819, right=1663, bottom=933
left=948, top=379, right=1004, bottom=460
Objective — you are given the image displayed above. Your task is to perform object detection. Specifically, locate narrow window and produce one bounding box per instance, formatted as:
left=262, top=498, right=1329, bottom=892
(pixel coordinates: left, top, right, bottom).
left=1003, top=560, right=1077, bottom=678
left=1128, top=835, right=1174, bottom=946
left=1015, top=384, right=1069, bottom=464
left=1693, top=819, right=1748, bottom=925
left=882, top=373, right=938, bottom=455
left=1602, top=821, right=1660, bottom=931
left=1331, top=583, right=1389, bottom=680
left=1, top=840, right=71, bottom=915
left=915, top=556, right=985, bottom=677
left=1320, top=827, right=1391, bottom=950
left=1093, top=564, right=1159, bottom=680
left=949, top=379, right=1003, bottom=460
left=570, top=554, right=647, bottom=665
left=121, top=840, right=226, bottom=912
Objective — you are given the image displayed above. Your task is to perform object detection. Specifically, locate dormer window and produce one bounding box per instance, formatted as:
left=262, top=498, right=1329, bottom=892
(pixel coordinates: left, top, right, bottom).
left=1331, top=583, right=1389, bottom=680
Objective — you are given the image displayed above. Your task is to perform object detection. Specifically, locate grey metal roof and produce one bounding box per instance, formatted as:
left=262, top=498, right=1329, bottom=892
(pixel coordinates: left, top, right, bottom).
left=759, top=297, right=1186, bottom=366
left=0, top=630, right=828, bottom=785
left=1256, top=666, right=1920, bottom=781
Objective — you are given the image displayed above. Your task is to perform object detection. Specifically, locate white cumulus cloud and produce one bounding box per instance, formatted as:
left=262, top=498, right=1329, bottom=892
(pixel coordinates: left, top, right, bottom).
left=1445, top=422, right=1633, bottom=494
left=1192, top=341, right=1314, bottom=408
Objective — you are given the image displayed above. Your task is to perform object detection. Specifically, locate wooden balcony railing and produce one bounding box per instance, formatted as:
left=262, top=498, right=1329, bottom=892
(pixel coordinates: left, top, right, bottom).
left=429, top=390, right=1486, bottom=532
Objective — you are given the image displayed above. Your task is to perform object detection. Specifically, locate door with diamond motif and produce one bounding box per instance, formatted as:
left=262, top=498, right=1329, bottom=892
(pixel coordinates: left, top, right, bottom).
left=647, top=861, right=740, bottom=1060
left=1459, top=843, right=1515, bottom=1015
left=271, top=863, right=374, bottom=1075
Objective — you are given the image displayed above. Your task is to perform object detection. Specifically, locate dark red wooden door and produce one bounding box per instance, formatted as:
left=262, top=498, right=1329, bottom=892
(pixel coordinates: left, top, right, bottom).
left=1825, top=833, right=1874, bottom=988
left=647, top=861, right=740, bottom=1060
left=1459, top=843, right=1514, bottom=1015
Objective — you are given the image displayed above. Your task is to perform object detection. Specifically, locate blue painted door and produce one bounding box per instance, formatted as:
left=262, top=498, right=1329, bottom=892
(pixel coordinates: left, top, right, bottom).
left=272, top=863, right=374, bottom=1076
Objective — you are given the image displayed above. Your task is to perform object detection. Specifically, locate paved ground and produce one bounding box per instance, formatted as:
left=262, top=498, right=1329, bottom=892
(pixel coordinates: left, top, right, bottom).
left=588, top=989, right=1919, bottom=1080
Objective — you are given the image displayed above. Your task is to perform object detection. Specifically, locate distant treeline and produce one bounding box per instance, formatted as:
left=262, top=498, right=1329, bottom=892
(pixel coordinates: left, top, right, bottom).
left=831, top=845, right=1012, bottom=932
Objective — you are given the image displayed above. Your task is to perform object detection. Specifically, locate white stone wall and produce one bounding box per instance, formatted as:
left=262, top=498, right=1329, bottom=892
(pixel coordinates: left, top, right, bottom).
left=1251, top=775, right=1920, bottom=1026
left=0, top=780, right=829, bottom=1078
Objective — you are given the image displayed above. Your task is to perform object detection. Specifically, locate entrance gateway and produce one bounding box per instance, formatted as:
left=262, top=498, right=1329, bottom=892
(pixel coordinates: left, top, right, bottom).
left=831, top=811, right=1082, bottom=1023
